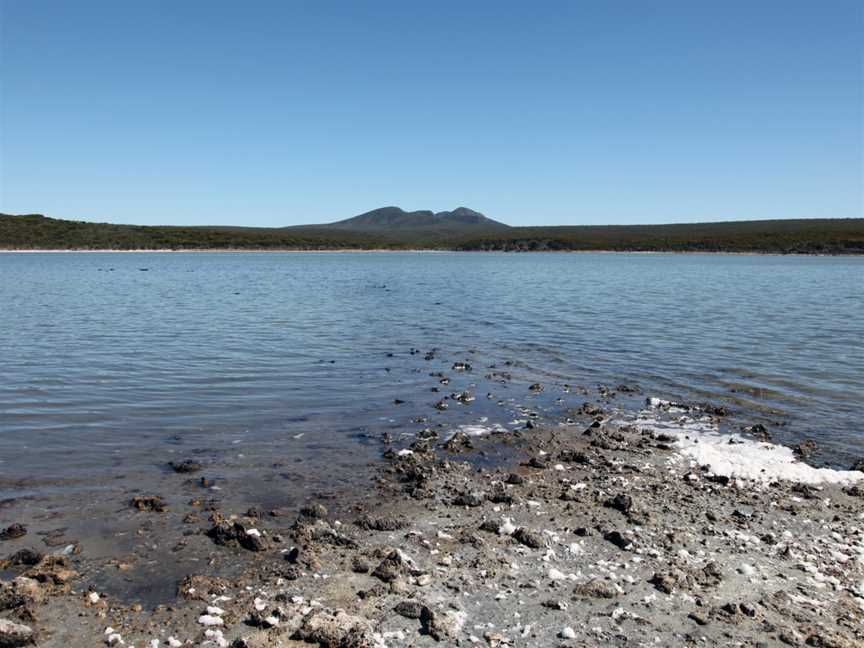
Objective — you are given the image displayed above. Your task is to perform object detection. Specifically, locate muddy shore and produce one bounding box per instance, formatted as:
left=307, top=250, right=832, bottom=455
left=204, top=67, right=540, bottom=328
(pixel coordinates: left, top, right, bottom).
left=1, top=392, right=862, bottom=648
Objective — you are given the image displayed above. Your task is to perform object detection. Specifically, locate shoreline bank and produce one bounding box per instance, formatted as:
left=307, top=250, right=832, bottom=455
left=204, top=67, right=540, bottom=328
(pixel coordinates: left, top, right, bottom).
left=2, top=399, right=862, bottom=647
left=1, top=248, right=861, bottom=256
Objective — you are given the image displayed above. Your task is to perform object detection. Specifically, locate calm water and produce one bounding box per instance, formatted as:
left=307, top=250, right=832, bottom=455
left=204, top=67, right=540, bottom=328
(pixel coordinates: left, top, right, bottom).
left=1, top=251, right=863, bottom=501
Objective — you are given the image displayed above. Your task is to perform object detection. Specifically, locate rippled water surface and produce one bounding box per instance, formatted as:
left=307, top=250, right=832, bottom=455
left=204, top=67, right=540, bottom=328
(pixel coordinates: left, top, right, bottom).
left=1, top=251, right=862, bottom=498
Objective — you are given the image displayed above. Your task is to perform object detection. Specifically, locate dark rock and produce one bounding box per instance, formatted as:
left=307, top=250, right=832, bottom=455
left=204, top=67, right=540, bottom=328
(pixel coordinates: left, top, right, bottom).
left=558, top=449, right=590, bottom=464
left=372, top=550, right=411, bottom=583
left=206, top=522, right=268, bottom=552
left=529, top=383, right=543, bottom=392
left=603, top=530, right=632, bottom=551
left=393, top=600, right=425, bottom=619
left=1, top=550, right=42, bottom=568
left=572, top=579, right=617, bottom=599
left=442, top=432, right=473, bottom=452
left=605, top=494, right=633, bottom=514
left=169, top=459, right=202, bottom=473
left=355, top=515, right=407, bottom=532
left=452, top=493, right=484, bottom=508
left=130, top=496, right=167, bottom=513
left=512, top=527, right=543, bottom=549
left=299, top=503, right=328, bottom=519
left=793, top=440, right=817, bottom=459
left=351, top=556, right=370, bottom=574
left=0, top=525, right=26, bottom=541
left=419, top=607, right=465, bottom=641
left=505, top=473, right=524, bottom=485
left=479, top=520, right=500, bottom=533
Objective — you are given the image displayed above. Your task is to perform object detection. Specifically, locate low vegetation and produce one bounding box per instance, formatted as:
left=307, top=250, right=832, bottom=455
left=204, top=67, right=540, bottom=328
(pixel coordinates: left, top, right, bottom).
left=2, top=213, right=862, bottom=254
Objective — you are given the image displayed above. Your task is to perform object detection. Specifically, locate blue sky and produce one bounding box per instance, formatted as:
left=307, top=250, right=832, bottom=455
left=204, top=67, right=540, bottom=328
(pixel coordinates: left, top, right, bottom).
left=1, top=1, right=861, bottom=226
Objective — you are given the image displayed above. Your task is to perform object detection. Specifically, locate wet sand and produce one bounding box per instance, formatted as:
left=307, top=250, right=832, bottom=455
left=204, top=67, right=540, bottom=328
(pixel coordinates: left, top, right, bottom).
left=1, top=395, right=862, bottom=647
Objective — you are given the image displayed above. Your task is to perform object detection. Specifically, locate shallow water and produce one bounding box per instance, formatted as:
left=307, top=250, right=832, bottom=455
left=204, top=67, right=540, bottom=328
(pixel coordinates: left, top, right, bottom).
left=1, top=251, right=862, bottom=502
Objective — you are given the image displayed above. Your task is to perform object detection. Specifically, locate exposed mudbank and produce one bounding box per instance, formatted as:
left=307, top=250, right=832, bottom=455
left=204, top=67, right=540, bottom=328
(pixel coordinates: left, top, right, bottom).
left=1, top=391, right=862, bottom=647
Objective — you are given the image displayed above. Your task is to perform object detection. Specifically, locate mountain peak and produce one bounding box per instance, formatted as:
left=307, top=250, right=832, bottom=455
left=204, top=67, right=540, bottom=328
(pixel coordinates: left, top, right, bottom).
left=324, top=206, right=508, bottom=230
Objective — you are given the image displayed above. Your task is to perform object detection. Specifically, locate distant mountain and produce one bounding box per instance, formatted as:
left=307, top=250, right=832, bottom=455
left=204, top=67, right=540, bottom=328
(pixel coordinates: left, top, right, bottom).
left=316, top=206, right=509, bottom=231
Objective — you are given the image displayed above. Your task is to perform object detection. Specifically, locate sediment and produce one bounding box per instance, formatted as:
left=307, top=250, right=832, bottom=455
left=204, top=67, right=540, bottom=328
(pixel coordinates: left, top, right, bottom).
left=1, top=401, right=862, bottom=647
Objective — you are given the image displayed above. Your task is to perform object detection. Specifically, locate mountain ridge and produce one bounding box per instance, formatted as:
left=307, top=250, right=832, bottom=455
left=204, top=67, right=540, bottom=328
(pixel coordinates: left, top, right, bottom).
left=306, top=206, right=508, bottom=231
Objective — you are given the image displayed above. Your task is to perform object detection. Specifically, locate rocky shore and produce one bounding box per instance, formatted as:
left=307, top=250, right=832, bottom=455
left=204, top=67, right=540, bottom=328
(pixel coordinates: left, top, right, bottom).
left=1, top=398, right=862, bottom=647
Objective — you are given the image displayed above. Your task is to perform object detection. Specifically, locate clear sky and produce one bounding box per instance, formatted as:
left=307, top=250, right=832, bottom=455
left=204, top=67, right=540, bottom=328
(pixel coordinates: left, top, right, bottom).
left=1, top=1, right=861, bottom=227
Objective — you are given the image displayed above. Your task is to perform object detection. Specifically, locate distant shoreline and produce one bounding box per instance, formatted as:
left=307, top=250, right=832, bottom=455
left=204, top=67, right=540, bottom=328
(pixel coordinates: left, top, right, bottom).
left=0, top=247, right=861, bottom=256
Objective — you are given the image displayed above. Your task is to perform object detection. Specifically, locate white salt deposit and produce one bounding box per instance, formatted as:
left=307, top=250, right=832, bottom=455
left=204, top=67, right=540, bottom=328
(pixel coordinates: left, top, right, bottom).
left=633, top=399, right=863, bottom=486
left=676, top=434, right=863, bottom=485
left=454, top=423, right=508, bottom=437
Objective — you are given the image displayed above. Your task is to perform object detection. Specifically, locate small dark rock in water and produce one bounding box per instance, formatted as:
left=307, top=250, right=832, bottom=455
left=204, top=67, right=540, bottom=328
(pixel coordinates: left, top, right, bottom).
left=169, top=459, right=202, bottom=474
left=452, top=362, right=471, bottom=371
left=452, top=391, right=474, bottom=404
left=393, top=600, right=425, bottom=619
left=393, top=399, right=405, bottom=405
left=605, top=494, right=633, bottom=514
left=603, top=530, right=632, bottom=550
left=434, top=399, right=449, bottom=411
left=442, top=431, right=473, bottom=452
left=512, top=527, right=543, bottom=549
left=529, top=383, right=543, bottom=392
left=130, top=495, right=167, bottom=513
left=0, top=524, right=27, bottom=541
left=742, top=423, right=770, bottom=440
left=793, top=439, right=817, bottom=459
left=524, top=419, right=536, bottom=430
left=850, top=459, right=864, bottom=473
left=1, top=549, right=42, bottom=567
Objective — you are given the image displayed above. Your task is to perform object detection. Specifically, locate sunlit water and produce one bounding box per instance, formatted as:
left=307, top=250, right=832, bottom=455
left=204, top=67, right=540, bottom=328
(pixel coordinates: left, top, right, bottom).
left=1, top=251, right=862, bottom=503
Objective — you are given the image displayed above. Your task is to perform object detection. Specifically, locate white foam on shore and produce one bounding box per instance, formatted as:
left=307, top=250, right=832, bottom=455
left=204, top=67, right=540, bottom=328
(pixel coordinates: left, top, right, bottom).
left=630, top=401, right=863, bottom=486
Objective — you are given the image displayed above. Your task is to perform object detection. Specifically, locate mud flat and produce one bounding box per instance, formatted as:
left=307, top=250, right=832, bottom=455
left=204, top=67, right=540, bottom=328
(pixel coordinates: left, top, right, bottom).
left=1, top=400, right=862, bottom=647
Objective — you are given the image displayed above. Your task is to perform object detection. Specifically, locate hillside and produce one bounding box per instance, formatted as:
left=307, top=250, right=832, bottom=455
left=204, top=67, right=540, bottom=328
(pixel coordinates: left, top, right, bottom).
left=1, top=211, right=862, bottom=254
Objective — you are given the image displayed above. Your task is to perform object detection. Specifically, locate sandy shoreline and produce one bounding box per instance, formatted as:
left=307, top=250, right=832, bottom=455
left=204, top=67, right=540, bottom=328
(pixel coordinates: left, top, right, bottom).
left=1, top=395, right=861, bottom=647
